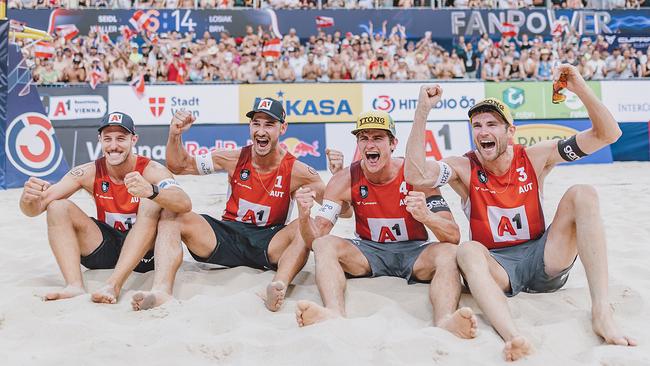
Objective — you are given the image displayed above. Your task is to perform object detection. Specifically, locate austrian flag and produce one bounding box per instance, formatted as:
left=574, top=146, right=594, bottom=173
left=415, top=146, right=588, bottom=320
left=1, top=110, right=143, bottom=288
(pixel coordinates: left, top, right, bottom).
left=316, top=16, right=334, bottom=28
left=55, top=24, right=79, bottom=41
left=129, top=10, right=153, bottom=32
left=262, top=38, right=282, bottom=58
left=34, top=41, right=55, bottom=58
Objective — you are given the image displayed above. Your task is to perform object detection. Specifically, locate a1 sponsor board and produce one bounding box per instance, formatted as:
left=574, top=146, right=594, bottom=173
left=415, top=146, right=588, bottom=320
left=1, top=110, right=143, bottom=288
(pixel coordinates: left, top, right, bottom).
left=363, top=83, right=483, bottom=122
left=486, top=82, right=601, bottom=120
left=38, top=85, right=108, bottom=127
left=325, top=121, right=471, bottom=167
left=600, top=80, right=650, bottom=123
left=514, top=119, right=612, bottom=164
left=108, top=84, right=239, bottom=125
left=57, top=123, right=327, bottom=170
left=239, top=84, right=362, bottom=123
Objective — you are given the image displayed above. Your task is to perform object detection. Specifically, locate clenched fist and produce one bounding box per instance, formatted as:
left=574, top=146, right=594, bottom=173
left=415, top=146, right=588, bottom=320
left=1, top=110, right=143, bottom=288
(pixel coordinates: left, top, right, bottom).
left=404, top=191, right=431, bottom=223
left=326, top=148, right=344, bottom=175
left=22, top=177, right=50, bottom=203
left=170, top=110, right=196, bottom=136
left=416, top=84, right=443, bottom=112
left=553, top=64, right=588, bottom=95
left=124, top=171, right=153, bottom=198
left=295, top=187, right=316, bottom=219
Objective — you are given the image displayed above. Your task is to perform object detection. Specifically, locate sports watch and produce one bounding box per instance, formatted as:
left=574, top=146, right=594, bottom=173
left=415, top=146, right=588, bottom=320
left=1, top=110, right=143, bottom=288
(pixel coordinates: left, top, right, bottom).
left=148, top=184, right=159, bottom=200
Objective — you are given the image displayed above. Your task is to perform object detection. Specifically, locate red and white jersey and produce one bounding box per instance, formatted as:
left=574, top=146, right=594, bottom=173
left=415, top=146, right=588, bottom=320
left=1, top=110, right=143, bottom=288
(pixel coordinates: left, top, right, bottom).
left=463, top=145, right=545, bottom=250
left=351, top=160, right=429, bottom=243
left=222, top=146, right=296, bottom=227
left=93, top=156, right=150, bottom=232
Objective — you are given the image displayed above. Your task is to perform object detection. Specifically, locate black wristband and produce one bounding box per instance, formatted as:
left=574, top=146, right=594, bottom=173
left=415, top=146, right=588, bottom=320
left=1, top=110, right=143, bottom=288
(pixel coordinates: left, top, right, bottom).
left=426, top=195, right=451, bottom=213
left=147, top=184, right=159, bottom=200
left=557, top=135, right=588, bottom=162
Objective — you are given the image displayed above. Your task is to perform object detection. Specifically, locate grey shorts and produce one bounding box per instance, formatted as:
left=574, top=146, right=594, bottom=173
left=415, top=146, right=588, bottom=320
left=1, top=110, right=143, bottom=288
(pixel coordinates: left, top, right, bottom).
left=490, top=228, right=575, bottom=297
left=346, top=238, right=432, bottom=283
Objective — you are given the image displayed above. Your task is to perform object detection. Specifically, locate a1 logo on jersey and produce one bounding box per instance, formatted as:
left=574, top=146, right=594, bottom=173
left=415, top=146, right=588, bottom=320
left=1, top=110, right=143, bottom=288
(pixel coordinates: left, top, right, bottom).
left=367, top=218, right=408, bottom=242
left=105, top=212, right=137, bottom=232
left=236, top=198, right=271, bottom=227
left=487, top=205, right=530, bottom=243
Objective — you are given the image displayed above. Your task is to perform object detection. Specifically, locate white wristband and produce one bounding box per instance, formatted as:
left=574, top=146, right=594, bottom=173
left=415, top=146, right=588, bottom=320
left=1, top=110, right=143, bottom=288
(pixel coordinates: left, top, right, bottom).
left=195, top=153, right=215, bottom=175
left=157, top=178, right=180, bottom=189
left=316, top=200, right=342, bottom=225
left=433, top=161, right=452, bottom=188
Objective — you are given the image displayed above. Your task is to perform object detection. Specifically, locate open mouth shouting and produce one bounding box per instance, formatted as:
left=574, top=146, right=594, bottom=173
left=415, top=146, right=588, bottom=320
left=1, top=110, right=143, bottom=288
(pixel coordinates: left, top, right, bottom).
left=365, top=151, right=380, bottom=166
left=479, top=139, right=496, bottom=153
left=255, top=136, right=270, bottom=149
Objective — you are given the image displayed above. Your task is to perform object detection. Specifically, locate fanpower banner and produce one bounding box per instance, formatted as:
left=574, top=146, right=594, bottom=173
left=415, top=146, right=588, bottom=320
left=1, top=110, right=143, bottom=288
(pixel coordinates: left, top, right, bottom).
left=485, top=81, right=602, bottom=120
left=239, top=83, right=362, bottom=123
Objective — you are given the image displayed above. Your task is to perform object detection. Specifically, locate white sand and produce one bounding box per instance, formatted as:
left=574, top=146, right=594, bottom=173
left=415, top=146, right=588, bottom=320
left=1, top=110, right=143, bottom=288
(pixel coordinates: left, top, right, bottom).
left=1, top=162, right=649, bottom=365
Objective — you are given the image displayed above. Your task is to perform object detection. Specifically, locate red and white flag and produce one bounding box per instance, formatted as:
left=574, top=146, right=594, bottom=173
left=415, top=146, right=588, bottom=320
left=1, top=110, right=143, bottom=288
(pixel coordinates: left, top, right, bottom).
left=316, top=16, right=334, bottom=28
left=501, top=22, right=518, bottom=38
left=89, top=68, right=104, bottom=90
left=262, top=38, right=282, bottom=58
left=129, top=10, right=152, bottom=32
left=99, top=30, right=113, bottom=46
left=55, top=24, right=79, bottom=41
left=121, top=26, right=137, bottom=42
left=130, top=73, right=146, bottom=98
left=34, top=41, right=55, bottom=58
left=551, top=20, right=566, bottom=37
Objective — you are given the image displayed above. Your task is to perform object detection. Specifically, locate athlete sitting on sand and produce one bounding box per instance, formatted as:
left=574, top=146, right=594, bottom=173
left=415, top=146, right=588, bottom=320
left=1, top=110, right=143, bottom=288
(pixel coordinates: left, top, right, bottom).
left=404, top=65, right=636, bottom=361
left=293, top=110, right=478, bottom=339
left=131, top=98, right=326, bottom=312
left=19, top=112, right=191, bottom=304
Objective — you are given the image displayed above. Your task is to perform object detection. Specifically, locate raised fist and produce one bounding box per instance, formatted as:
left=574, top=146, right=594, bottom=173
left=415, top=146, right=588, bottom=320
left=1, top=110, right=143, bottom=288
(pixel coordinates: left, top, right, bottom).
left=326, top=148, right=344, bottom=175
left=417, top=84, right=443, bottom=112
left=404, top=191, right=430, bottom=223
left=170, top=110, right=195, bottom=136
left=124, top=171, right=153, bottom=198
left=295, top=187, right=315, bottom=219
left=22, top=177, right=50, bottom=203
left=553, top=64, right=587, bottom=95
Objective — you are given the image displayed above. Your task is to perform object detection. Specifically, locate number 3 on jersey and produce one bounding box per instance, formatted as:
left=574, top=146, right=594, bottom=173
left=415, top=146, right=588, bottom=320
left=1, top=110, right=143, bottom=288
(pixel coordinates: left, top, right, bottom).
left=367, top=218, right=408, bottom=242
left=236, top=198, right=271, bottom=227
left=487, top=206, right=530, bottom=243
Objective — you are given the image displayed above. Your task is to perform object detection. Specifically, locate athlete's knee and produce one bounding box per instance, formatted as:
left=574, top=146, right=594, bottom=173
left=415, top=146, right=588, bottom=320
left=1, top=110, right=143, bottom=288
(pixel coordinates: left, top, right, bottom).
left=432, top=243, right=458, bottom=268
left=456, top=241, right=486, bottom=270
left=567, top=184, right=599, bottom=204
left=46, top=199, right=75, bottom=224
left=312, top=235, right=340, bottom=259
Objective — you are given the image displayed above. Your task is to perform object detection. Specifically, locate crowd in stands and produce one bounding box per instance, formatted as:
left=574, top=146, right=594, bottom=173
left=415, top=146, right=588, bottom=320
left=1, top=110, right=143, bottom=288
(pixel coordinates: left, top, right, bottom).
left=8, top=0, right=648, bottom=9
left=22, top=20, right=650, bottom=85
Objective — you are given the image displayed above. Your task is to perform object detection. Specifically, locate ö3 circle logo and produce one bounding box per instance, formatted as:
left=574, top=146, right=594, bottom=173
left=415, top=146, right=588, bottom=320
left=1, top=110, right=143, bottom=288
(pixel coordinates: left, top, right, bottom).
left=372, top=95, right=395, bottom=113
left=5, top=112, right=63, bottom=177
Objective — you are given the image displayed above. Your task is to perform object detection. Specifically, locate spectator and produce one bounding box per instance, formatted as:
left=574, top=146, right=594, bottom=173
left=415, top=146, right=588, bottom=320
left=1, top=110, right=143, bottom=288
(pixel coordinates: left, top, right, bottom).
left=587, top=50, right=607, bottom=79
left=482, top=56, right=503, bottom=82
left=302, top=53, right=321, bottom=81
left=536, top=48, right=553, bottom=80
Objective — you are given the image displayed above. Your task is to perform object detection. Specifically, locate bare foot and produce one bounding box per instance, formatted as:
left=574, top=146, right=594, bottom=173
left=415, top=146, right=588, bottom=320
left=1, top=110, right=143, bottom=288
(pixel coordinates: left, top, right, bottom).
left=295, top=300, right=340, bottom=327
left=503, top=336, right=533, bottom=362
left=43, top=285, right=85, bottom=301
left=91, top=284, right=119, bottom=304
left=265, top=281, right=286, bottom=312
left=592, top=309, right=637, bottom=346
left=131, top=291, right=172, bottom=311
left=438, top=307, right=478, bottom=339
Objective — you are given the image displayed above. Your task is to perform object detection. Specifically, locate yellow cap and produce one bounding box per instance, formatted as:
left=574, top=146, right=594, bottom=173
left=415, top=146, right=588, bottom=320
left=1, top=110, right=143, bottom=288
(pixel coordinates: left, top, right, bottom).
left=351, top=110, right=396, bottom=136
left=468, top=98, right=514, bottom=126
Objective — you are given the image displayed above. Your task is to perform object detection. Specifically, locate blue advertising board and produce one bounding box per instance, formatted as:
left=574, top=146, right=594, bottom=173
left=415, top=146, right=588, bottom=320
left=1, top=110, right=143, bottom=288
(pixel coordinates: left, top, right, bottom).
left=0, top=20, right=7, bottom=189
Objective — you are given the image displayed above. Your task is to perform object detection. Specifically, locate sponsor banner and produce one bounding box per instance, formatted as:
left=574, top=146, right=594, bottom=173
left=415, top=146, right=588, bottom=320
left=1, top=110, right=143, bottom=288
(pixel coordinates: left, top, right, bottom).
left=57, top=123, right=327, bottom=170
left=325, top=121, right=471, bottom=167
left=4, top=44, right=69, bottom=188
left=485, top=81, right=601, bottom=120
left=239, top=84, right=362, bottom=123
left=37, top=85, right=108, bottom=127
left=610, top=122, right=649, bottom=161
left=515, top=119, right=612, bottom=164
left=600, top=80, right=650, bottom=123
left=603, top=35, right=650, bottom=52
left=363, top=82, right=483, bottom=122
left=108, top=84, right=239, bottom=125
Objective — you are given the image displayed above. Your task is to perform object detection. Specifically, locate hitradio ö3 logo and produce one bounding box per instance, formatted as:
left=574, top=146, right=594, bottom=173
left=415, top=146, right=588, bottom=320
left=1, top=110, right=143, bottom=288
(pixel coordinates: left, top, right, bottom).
left=372, top=95, right=395, bottom=113
left=6, top=112, right=64, bottom=177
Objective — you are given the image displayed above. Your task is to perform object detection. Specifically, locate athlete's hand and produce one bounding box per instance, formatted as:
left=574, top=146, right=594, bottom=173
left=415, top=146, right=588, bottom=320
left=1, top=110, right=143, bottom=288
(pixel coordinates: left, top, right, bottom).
left=21, top=177, right=50, bottom=203
left=326, top=148, right=344, bottom=175
left=295, top=187, right=315, bottom=219
left=404, top=191, right=431, bottom=223
left=416, top=84, right=443, bottom=113
left=553, top=64, right=588, bottom=95
left=170, top=110, right=195, bottom=136
left=124, top=172, right=153, bottom=198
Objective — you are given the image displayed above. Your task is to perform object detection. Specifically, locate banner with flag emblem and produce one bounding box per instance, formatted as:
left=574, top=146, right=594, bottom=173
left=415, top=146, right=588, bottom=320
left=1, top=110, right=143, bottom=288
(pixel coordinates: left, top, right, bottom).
left=262, top=38, right=282, bottom=58
left=315, top=16, right=334, bottom=28
left=34, top=41, right=54, bottom=58
left=501, top=22, right=518, bottom=38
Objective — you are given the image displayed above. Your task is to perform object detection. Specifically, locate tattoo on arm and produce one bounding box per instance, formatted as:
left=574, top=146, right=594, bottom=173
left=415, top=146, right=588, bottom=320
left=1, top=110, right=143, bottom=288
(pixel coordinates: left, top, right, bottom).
left=307, top=166, right=318, bottom=175
left=69, top=168, right=84, bottom=177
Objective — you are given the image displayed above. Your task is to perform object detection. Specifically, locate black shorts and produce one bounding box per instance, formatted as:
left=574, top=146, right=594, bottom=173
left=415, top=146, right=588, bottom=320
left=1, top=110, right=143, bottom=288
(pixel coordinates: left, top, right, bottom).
left=80, top=218, right=154, bottom=273
left=189, top=215, right=284, bottom=271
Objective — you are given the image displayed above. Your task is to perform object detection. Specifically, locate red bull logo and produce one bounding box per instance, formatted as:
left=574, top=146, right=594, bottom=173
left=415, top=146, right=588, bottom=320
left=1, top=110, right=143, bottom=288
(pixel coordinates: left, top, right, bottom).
left=281, top=137, right=321, bottom=157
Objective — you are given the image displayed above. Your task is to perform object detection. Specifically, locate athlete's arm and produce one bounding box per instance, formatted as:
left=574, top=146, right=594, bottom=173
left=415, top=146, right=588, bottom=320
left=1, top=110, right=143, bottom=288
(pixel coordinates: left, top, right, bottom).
left=405, top=85, right=456, bottom=189
left=19, top=163, right=94, bottom=217
left=138, top=161, right=192, bottom=213
left=291, top=161, right=326, bottom=204
left=405, top=189, right=460, bottom=244
left=531, top=64, right=622, bottom=167
left=296, top=169, right=351, bottom=248
left=166, top=110, right=240, bottom=175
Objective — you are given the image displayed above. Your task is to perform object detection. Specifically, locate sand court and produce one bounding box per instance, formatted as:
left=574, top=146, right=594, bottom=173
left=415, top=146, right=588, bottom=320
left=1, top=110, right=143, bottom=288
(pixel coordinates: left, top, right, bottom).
left=1, top=162, right=649, bottom=365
